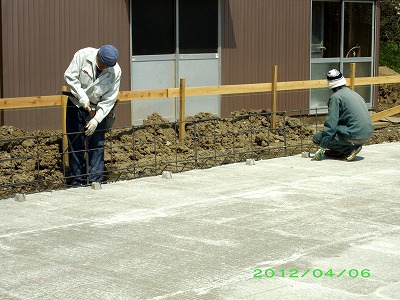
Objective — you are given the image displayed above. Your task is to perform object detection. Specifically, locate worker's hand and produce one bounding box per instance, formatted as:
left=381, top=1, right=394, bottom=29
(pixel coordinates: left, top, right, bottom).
left=85, top=119, right=98, bottom=136
left=314, top=148, right=326, bottom=161
left=79, top=97, right=90, bottom=112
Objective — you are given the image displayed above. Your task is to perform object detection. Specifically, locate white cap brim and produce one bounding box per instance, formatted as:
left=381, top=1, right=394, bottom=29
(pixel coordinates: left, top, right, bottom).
left=328, top=77, right=346, bottom=89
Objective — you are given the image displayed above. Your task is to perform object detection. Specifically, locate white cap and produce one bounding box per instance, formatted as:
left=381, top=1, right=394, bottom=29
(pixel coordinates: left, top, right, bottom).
left=327, top=69, right=346, bottom=89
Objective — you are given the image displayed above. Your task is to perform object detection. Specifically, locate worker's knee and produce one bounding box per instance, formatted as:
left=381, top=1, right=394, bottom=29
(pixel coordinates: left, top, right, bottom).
left=312, top=132, right=323, bottom=145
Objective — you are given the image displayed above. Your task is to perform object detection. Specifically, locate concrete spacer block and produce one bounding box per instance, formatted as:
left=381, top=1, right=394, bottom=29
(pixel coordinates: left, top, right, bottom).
left=246, top=159, right=255, bottom=166
left=15, top=193, right=27, bottom=202
left=301, top=151, right=310, bottom=158
left=91, top=182, right=102, bottom=190
left=162, top=171, right=173, bottom=179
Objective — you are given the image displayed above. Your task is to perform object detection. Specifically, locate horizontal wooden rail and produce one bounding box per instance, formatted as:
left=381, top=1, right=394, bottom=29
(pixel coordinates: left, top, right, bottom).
left=277, top=80, right=327, bottom=91
left=2, top=76, right=400, bottom=110
left=118, top=76, right=400, bottom=100
left=356, top=75, right=400, bottom=85
left=117, top=89, right=174, bottom=101
left=0, top=95, right=61, bottom=109
left=371, top=105, right=400, bottom=122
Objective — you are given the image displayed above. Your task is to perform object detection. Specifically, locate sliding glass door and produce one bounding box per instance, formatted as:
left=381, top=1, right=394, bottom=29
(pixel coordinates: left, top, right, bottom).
left=311, top=0, right=376, bottom=111
left=131, top=0, right=220, bottom=124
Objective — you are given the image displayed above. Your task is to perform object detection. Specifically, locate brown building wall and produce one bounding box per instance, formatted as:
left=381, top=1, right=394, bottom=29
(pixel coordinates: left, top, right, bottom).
left=0, top=0, right=382, bottom=129
left=0, top=0, right=131, bottom=130
left=220, top=0, right=311, bottom=116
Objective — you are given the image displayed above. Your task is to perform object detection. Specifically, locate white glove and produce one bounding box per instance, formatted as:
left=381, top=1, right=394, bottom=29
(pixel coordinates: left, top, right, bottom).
left=85, top=119, right=98, bottom=136
left=79, top=97, right=90, bottom=112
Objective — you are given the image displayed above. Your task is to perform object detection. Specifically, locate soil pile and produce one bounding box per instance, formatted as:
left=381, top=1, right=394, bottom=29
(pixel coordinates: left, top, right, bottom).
left=378, top=66, right=400, bottom=112
left=367, top=67, right=400, bottom=144
left=103, top=110, right=315, bottom=181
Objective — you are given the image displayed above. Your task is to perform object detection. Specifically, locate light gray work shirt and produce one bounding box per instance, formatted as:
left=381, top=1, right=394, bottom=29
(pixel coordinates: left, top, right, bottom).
left=64, top=47, right=121, bottom=123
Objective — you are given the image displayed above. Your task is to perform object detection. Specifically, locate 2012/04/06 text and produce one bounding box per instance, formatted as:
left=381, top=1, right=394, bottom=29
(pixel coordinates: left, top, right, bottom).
left=253, top=269, right=371, bottom=279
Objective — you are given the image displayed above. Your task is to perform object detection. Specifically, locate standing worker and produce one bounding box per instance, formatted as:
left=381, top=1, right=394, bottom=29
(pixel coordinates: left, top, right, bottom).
left=313, top=69, right=374, bottom=161
left=64, top=45, right=121, bottom=186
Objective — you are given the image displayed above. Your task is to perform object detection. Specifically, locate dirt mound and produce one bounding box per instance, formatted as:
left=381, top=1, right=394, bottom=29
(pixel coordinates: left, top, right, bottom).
left=378, top=67, right=400, bottom=112
left=379, top=66, right=400, bottom=76
left=104, top=111, right=315, bottom=180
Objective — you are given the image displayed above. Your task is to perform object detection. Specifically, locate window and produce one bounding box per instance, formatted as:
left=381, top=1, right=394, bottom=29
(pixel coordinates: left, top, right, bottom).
left=132, top=0, right=175, bottom=55
left=310, top=1, right=376, bottom=109
left=132, top=0, right=218, bottom=56
left=344, top=2, right=373, bottom=58
left=179, top=0, right=218, bottom=54
left=311, top=1, right=341, bottom=58
left=311, top=1, right=373, bottom=59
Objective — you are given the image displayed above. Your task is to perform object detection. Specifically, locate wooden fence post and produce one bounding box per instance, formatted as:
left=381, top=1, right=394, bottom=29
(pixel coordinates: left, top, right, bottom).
left=179, top=79, right=186, bottom=140
left=350, top=63, right=356, bottom=90
left=61, top=86, right=69, bottom=167
left=271, top=65, right=278, bottom=130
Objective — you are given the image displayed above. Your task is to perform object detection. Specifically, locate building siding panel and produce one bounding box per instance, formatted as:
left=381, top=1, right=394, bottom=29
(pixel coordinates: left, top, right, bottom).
left=0, top=0, right=131, bottom=130
left=0, top=0, right=381, bottom=129
left=221, top=0, right=311, bottom=116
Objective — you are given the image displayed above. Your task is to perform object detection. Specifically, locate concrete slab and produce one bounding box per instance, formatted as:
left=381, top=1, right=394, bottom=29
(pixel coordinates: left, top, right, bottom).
left=0, top=143, right=399, bottom=300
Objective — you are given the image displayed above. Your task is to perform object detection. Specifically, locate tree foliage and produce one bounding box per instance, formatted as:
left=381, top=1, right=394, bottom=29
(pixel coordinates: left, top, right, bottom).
left=380, top=0, right=400, bottom=47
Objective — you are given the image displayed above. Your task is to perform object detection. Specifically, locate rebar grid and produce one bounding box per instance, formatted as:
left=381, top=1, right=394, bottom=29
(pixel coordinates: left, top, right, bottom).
left=0, top=110, right=316, bottom=199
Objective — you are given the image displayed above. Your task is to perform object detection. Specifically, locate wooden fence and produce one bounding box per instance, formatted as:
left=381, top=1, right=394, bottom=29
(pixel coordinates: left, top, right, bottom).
left=1, top=63, right=400, bottom=163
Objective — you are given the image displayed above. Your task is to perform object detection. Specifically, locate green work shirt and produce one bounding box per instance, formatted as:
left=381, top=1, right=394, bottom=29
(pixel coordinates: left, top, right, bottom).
left=320, top=87, right=374, bottom=148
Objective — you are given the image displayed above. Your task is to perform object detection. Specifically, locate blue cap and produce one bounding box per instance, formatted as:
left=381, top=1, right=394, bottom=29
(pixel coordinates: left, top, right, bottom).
left=98, top=45, right=119, bottom=67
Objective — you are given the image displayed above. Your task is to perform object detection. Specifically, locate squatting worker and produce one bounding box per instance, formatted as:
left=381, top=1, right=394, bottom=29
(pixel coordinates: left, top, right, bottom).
left=313, top=69, right=373, bottom=161
left=64, top=45, right=121, bottom=186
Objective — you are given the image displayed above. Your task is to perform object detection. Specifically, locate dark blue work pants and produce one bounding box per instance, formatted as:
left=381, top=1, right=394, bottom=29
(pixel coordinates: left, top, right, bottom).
left=66, top=98, right=106, bottom=185
left=313, top=132, right=361, bottom=157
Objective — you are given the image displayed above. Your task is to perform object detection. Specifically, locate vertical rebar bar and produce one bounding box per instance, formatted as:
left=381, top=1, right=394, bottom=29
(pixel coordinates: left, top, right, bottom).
left=132, top=125, right=136, bottom=178
left=194, top=120, right=198, bottom=169
left=85, top=136, right=89, bottom=185
left=36, top=135, right=40, bottom=186
left=62, top=131, right=67, bottom=185
left=174, top=121, right=178, bottom=173
left=283, top=112, right=288, bottom=157
left=231, top=116, right=236, bottom=162
left=153, top=124, right=157, bottom=174
left=108, top=127, right=114, bottom=183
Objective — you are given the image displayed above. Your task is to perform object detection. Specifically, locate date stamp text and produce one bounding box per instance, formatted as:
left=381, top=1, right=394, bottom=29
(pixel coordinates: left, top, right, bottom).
left=253, top=268, right=371, bottom=279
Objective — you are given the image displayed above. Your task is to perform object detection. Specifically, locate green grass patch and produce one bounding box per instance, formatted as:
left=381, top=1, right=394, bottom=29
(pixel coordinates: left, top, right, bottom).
left=380, top=41, right=400, bottom=73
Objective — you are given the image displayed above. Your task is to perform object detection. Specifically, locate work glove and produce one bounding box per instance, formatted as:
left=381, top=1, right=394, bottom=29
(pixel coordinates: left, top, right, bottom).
left=85, top=119, right=98, bottom=136
left=314, top=148, right=326, bottom=161
left=79, top=96, right=90, bottom=112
